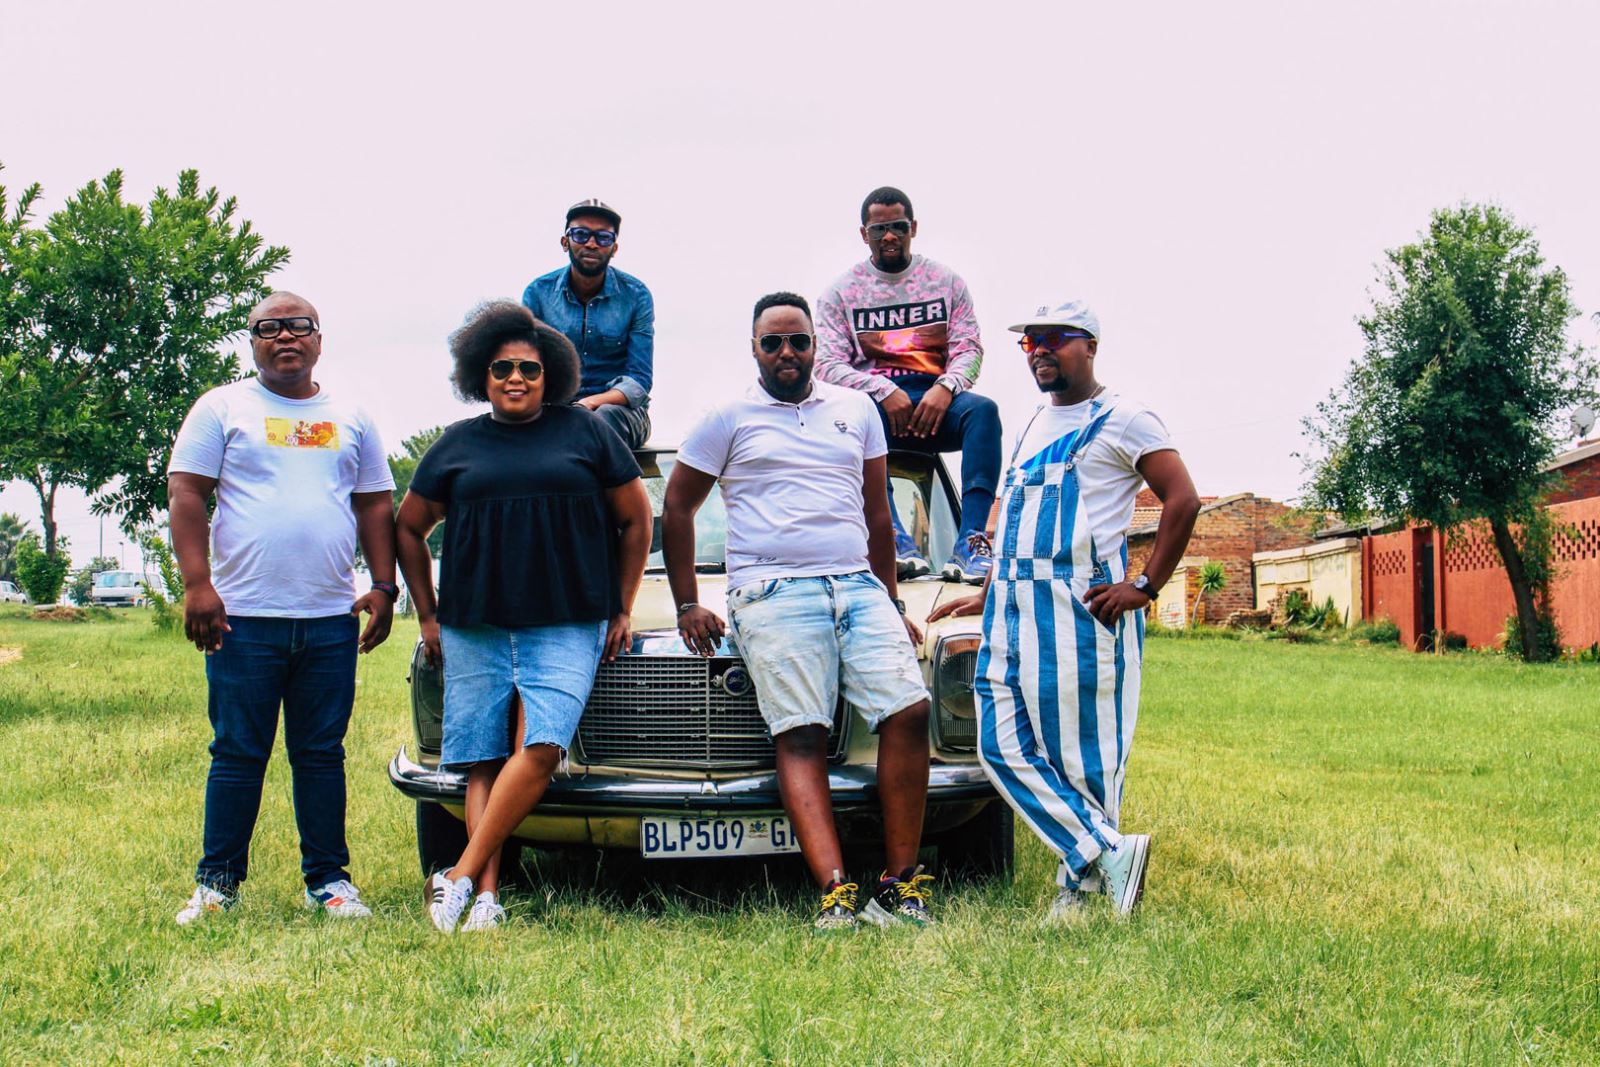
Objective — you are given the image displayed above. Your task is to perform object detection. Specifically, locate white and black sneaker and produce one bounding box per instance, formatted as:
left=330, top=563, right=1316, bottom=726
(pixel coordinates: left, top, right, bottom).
left=894, top=530, right=931, bottom=580
left=424, top=870, right=473, bottom=933
left=1096, top=835, right=1150, bottom=916
left=461, top=892, right=506, bottom=932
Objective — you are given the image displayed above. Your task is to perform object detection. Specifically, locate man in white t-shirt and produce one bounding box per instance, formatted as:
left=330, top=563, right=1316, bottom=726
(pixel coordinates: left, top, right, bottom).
left=930, top=300, right=1201, bottom=923
left=662, top=291, right=935, bottom=931
left=166, top=291, right=398, bottom=926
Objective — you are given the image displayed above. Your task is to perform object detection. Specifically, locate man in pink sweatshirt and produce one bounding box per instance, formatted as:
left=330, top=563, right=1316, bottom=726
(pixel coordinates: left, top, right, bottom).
left=814, top=186, right=1000, bottom=585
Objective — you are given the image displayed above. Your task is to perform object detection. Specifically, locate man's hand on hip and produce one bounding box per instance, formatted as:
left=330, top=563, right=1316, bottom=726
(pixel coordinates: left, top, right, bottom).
left=880, top=388, right=914, bottom=437
left=184, top=581, right=230, bottom=653
left=351, top=590, right=394, bottom=653
left=907, top=383, right=953, bottom=438
left=1081, top=582, right=1152, bottom=628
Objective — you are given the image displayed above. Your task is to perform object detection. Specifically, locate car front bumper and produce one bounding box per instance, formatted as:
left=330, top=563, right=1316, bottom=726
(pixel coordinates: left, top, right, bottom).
left=389, top=745, right=994, bottom=813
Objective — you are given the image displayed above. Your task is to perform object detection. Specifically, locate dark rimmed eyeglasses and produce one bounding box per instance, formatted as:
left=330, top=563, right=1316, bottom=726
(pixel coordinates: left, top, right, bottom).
left=756, top=333, right=814, bottom=354
left=565, top=226, right=617, bottom=248
left=1018, top=330, right=1094, bottom=355
left=489, top=359, right=544, bottom=381
left=864, top=219, right=912, bottom=239
left=250, top=316, right=318, bottom=339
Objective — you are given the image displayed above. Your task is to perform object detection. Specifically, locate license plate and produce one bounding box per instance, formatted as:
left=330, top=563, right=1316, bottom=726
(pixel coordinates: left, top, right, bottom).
left=640, top=815, right=800, bottom=858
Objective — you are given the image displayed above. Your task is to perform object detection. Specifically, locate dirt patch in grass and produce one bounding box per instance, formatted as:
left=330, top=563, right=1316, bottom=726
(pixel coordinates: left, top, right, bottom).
left=30, top=606, right=88, bottom=622
left=0, top=646, right=19, bottom=666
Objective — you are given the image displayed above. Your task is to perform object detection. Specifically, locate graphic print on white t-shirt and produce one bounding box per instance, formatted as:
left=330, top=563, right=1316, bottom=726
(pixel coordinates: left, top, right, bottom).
left=1009, top=391, right=1177, bottom=561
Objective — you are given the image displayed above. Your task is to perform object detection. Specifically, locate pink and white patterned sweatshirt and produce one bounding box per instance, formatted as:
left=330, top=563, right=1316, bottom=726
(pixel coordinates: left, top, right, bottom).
left=814, top=254, right=984, bottom=402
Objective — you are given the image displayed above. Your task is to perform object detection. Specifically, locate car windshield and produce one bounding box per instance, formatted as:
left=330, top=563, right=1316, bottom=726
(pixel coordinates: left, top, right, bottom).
left=95, top=572, right=141, bottom=588
left=639, top=450, right=958, bottom=573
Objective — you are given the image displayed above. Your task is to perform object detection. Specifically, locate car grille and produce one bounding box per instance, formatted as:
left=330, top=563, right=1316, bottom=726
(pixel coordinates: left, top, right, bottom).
left=575, top=655, right=848, bottom=770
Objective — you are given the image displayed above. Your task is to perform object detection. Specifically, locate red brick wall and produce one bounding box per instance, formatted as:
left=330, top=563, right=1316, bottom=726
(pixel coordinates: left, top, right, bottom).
left=1360, top=497, right=1600, bottom=651
left=1364, top=528, right=1422, bottom=649
left=1128, top=495, right=1318, bottom=617
left=1548, top=453, right=1600, bottom=505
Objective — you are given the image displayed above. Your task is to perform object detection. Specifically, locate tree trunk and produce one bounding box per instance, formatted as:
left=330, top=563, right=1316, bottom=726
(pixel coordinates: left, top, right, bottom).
left=1488, top=516, right=1544, bottom=662
left=30, top=475, right=59, bottom=557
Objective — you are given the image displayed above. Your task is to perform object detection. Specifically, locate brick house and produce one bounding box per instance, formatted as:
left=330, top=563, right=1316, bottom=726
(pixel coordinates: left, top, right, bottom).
left=1127, top=492, right=1320, bottom=625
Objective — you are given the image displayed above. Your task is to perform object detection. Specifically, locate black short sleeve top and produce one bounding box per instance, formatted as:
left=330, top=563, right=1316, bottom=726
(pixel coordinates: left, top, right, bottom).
left=409, top=405, right=642, bottom=627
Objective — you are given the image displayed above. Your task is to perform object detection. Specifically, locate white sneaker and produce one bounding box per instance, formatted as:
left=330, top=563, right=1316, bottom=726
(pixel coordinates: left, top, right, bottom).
left=304, top=879, right=373, bottom=918
left=1044, top=887, right=1092, bottom=926
left=425, top=871, right=473, bottom=933
left=1096, top=834, right=1150, bottom=916
left=175, top=884, right=234, bottom=926
left=461, top=892, right=506, bottom=932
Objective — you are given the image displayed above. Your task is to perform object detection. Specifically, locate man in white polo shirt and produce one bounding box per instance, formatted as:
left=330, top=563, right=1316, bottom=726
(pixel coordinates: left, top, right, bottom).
left=662, top=291, right=934, bottom=931
left=166, top=290, right=398, bottom=925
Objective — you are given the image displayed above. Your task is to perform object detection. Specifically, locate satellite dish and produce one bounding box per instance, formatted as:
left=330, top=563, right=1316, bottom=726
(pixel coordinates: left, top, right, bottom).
left=1572, top=405, right=1597, bottom=439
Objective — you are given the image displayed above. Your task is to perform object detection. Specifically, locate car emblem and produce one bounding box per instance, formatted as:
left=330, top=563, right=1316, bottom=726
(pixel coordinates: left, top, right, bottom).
left=719, top=665, right=754, bottom=697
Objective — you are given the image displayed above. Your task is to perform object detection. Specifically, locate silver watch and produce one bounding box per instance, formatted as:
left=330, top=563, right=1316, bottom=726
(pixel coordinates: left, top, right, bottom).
left=1131, top=574, right=1158, bottom=601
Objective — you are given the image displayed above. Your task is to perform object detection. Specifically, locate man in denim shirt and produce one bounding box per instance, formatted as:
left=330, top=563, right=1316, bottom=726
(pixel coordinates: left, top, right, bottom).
left=521, top=198, right=654, bottom=447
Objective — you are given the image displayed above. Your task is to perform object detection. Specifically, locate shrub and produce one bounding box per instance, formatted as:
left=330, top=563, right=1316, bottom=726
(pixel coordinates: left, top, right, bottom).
left=1502, top=610, right=1560, bottom=662
left=15, top=535, right=70, bottom=605
left=139, top=531, right=185, bottom=634
left=1349, top=618, right=1401, bottom=645
left=1266, top=625, right=1326, bottom=644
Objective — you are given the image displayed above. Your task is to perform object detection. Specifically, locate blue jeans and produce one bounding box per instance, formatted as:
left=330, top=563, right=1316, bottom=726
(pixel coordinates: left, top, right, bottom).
left=196, top=614, right=358, bottom=893
left=874, top=373, right=1001, bottom=537
left=589, top=399, right=651, bottom=450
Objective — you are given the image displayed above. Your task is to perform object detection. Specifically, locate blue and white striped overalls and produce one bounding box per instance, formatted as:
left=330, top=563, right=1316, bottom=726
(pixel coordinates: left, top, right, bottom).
left=975, top=398, right=1145, bottom=888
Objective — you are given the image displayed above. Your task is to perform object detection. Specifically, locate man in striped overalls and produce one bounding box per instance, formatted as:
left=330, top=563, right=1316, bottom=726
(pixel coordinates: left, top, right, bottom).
left=930, top=300, right=1199, bottom=921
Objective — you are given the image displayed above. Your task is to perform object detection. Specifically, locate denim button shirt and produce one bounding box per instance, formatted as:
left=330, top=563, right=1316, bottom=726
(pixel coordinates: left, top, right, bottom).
left=521, top=266, right=655, bottom=408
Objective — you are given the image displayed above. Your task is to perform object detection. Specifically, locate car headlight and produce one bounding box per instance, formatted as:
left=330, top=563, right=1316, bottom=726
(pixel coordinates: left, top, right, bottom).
left=932, top=635, right=980, bottom=751
left=409, top=640, right=444, bottom=755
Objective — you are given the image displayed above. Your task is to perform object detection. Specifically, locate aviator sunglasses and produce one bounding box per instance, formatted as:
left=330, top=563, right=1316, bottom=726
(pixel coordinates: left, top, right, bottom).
left=756, top=333, right=814, bottom=354
left=250, top=316, right=318, bottom=339
left=565, top=226, right=617, bottom=248
left=1018, top=329, right=1094, bottom=355
left=489, top=359, right=544, bottom=381
left=864, top=219, right=912, bottom=239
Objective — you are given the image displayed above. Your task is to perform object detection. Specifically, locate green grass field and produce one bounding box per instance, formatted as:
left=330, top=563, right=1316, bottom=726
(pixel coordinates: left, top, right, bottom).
left=0, top=608, right=1595, bottom=1065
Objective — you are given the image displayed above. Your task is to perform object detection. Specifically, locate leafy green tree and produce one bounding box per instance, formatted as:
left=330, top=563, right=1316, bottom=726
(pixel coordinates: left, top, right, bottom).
left=1191, top=561, right=1227, bottom=626
left=0, top=512, right=30, bottom=583
left=0, top=166, right=288, bottom=556
left=389, top=426, right=446, bottom=557
left=68, top=555, right=119, bottom=605
left=15, top=533, right=70, bottom=605
left=1303, top=204, right=1595, bottom=661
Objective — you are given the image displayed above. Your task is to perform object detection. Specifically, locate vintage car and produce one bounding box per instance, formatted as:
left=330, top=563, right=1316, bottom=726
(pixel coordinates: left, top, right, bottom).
left=388, top=447, right=1012, bottom=877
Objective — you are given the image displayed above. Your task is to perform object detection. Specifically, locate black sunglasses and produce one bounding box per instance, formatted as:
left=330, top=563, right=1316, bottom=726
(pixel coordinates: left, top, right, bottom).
left=756, top=333, right=814, bottom=354
left=864, top=220, right=912, bottom=238
left=489, top=359, right=544, bottom=381
left=565, top=226, right=617, bottom=248
left=250, top=316, right=318, bottom=339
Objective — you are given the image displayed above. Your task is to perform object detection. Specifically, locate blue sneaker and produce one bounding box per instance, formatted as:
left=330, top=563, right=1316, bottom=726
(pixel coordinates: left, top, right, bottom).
left=894, top=529, right=931, bottom=580
left=942, top=532, right=993, bottom=585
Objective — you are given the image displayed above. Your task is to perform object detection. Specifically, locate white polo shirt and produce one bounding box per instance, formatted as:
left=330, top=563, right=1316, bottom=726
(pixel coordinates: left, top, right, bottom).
left=677, top=380, right=887, bottom=591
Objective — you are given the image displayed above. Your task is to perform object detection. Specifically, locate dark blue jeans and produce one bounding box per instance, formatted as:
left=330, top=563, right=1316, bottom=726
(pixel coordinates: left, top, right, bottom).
left=591, top=400, right=651, bottom=450
left=874, top=373, right=1002, bottom=537
left=196, top=614, right=358, bottom=893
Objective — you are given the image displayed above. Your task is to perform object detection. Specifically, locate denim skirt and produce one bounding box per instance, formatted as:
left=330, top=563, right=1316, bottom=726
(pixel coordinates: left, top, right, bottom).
left=438, top=620, right=608, bottom=768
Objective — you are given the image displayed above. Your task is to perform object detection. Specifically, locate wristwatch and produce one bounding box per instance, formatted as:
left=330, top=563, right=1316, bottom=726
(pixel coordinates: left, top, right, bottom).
left=675, top=602, right=699, bottom=617
left=892, top=598, right=907, bottom=615
left=1131, top=574, right=1158, bottom=601
left=371, top=580, right=399, bottom=601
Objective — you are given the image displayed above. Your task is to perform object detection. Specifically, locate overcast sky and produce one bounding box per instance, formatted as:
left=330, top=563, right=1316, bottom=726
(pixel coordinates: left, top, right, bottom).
left=5, top=0, right=1599, bottom=568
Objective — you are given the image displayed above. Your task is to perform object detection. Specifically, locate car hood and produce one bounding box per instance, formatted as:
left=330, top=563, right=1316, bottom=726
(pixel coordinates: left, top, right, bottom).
left=633, top=571, right=981, bottom=658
